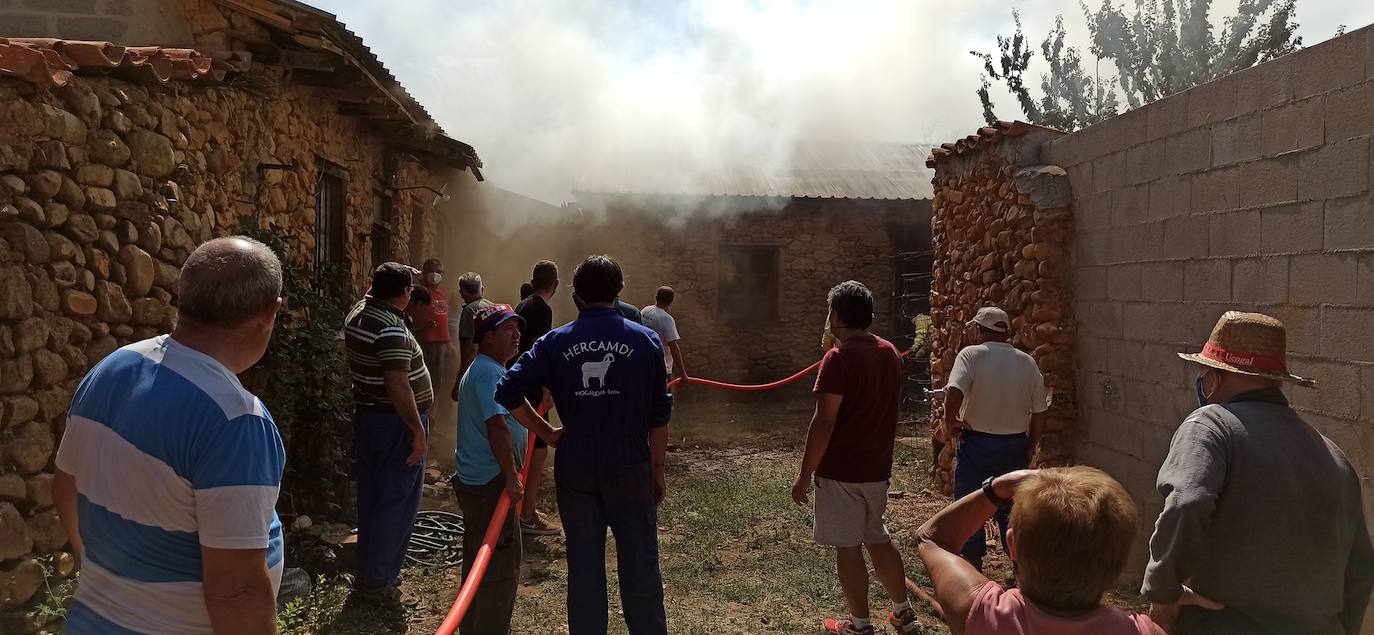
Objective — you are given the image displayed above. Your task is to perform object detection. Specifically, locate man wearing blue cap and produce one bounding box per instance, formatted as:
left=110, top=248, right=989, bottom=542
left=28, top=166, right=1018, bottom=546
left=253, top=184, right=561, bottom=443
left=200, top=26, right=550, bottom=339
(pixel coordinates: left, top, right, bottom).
left=453, top=303, right=562, bottom=634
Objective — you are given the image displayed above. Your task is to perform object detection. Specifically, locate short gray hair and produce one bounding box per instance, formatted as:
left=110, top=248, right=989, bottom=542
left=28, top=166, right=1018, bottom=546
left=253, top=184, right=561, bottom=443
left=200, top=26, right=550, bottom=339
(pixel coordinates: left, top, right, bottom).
left=458, top=272, right=482, bottom=295
left=178, top=236, right=283, bottom=327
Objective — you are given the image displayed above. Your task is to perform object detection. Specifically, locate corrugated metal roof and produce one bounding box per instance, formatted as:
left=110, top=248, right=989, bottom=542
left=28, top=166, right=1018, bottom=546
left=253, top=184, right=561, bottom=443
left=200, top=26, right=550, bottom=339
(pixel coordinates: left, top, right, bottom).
left=578, top=142, right=935, bottom=200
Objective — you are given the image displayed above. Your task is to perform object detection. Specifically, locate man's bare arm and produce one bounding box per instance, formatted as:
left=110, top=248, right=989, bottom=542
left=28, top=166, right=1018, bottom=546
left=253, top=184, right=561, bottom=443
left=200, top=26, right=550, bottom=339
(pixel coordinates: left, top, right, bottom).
left=510, top=402, right=561, bottom=445
left=944, top=387, right=966, bottom=436
left=53, top=469, right=83, bottom=557
left=383, top=370, right=427, bottom=465
left=202, top=546, right=276, bottom=634
left=667, top=340, right=687, bottom=381
left=791, top=393, right=843, bottom=505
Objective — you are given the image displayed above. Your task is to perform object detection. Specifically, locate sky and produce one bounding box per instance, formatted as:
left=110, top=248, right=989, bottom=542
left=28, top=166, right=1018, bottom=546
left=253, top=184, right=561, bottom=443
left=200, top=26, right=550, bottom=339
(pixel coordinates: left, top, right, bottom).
left=310, top=0, right=1372, bottom=204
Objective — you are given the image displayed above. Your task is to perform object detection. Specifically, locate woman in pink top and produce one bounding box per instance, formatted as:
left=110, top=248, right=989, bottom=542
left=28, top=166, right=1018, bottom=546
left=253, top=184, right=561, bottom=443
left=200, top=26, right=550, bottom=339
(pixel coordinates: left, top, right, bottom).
left=916, top=467, right=1174, bottom=635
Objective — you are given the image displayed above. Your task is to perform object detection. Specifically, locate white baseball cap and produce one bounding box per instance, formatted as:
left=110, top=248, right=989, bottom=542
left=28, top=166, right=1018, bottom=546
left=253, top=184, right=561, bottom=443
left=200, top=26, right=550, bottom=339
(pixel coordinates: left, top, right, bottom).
left=968, top=307, right=1010, bottom=333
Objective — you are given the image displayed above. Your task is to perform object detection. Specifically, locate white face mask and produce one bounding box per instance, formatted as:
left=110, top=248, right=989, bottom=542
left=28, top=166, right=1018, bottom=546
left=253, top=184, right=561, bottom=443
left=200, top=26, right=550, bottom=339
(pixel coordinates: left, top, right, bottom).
left=426, top=272, right=442, bottom=285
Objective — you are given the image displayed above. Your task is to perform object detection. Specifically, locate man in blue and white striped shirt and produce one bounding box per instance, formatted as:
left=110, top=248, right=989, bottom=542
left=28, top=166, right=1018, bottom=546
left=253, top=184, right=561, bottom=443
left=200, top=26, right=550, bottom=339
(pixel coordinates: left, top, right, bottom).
left=54, top=236, right=287, bottom=634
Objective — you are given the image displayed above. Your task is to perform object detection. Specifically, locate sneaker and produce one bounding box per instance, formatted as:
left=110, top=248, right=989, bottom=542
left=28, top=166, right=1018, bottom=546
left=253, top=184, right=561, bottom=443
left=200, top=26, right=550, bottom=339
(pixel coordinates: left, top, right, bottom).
left=348, top=584, right=401, bottom=607
left=821, top=616, right=876, bottom=634
left=520, top=510, right=560, bottom=536
left=889, top=608, right=924, bottom=634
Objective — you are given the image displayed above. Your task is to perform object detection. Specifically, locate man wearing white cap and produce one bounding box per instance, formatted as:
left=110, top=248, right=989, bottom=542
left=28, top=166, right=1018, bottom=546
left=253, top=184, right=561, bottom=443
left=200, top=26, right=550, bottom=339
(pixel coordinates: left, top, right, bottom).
left=942, top=306, right=1049, bottom=570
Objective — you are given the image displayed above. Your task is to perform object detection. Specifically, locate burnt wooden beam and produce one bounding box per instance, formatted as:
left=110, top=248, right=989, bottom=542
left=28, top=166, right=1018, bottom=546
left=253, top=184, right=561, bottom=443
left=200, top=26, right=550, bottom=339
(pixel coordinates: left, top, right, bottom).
left=287, top=67, right=363, bottom=88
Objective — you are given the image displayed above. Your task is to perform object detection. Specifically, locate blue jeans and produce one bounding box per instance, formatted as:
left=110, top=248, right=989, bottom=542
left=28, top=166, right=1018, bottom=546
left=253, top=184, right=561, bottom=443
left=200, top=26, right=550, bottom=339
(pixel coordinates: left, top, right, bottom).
left=556, top=459, right=667, bottom=635
left=354, top=409, right=429, bottom=589
left=953, top=430, right=1029, bottom=570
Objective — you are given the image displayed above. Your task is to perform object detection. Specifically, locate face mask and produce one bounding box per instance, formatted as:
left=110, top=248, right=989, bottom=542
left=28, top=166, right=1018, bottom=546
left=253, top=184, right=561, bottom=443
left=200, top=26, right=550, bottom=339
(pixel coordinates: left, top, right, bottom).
left=1195, top=372, right=1215, bottom=408
left=426, top=273, right=442, bottom=285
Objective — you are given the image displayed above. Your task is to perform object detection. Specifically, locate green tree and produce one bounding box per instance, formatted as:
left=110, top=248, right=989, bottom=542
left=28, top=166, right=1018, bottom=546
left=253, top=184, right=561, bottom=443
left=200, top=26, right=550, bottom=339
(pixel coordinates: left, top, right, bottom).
left=973, top=0, right=1302, bottom=131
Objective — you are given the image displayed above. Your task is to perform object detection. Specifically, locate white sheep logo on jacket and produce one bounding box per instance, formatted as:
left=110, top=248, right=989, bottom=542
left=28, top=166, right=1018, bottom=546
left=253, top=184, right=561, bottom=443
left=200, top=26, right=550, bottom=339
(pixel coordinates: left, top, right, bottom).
left=581, top=353, right=615, bottom=388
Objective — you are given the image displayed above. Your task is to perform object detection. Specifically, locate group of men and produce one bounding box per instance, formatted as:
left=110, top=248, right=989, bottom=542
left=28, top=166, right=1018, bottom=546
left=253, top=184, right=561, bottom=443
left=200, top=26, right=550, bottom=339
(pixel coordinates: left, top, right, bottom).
left=42, top=233, right=1374, bottom=635
left=342, top=253, right=693, bottom=633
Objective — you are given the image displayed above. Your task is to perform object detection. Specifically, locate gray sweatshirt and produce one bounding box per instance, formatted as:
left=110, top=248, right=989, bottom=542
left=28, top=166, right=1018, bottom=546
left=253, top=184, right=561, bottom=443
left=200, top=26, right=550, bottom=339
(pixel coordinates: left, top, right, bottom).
left=1142, top=389, right=1374, bottom=634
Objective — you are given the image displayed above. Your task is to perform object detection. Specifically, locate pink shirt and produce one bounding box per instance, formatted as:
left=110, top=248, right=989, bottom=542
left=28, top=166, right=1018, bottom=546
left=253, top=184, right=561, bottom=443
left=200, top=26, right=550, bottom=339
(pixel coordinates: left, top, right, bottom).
left=966, top=582, right=1158, bottom=635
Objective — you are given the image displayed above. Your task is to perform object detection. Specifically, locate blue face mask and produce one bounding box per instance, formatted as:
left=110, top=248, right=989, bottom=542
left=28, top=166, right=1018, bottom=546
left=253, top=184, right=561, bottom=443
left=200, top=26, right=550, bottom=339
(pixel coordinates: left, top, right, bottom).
left=1195, top=374, right=1210, bottom=407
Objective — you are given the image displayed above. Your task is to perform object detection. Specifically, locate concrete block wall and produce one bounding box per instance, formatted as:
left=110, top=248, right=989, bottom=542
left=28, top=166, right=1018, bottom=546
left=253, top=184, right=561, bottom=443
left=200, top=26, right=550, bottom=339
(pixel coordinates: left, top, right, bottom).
left=1043, top=24, right=1374, bottom=578
left=0, top=0, right=193, bottom=46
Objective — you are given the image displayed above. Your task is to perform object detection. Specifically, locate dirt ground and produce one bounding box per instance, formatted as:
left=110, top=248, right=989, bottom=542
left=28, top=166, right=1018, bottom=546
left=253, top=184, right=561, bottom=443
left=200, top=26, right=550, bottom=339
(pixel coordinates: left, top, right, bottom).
left=279, top=393, right=1145, bottom=634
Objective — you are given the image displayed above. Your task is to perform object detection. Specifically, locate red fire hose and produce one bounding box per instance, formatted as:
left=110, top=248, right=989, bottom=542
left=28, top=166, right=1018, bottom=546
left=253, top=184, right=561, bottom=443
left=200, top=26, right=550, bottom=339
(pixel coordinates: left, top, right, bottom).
left=433, top=348, right=916, bottom=633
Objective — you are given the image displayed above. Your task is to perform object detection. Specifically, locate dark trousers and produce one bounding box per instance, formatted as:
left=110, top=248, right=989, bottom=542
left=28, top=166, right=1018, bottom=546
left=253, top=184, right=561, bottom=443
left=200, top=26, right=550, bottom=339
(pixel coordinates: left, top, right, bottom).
left=455, top=476, right=522, bottom=635
left=354, top=409, right=429, bottom=589
left=556, top=460, right=666, bottom=635
left=953, top=429, right=1029, bottom=570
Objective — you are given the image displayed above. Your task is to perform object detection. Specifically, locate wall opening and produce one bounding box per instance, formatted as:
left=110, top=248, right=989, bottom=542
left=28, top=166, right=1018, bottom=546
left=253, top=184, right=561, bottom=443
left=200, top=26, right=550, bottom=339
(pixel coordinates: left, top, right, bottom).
left=718, top=244, right=780, bottom=324
left=314, top=162, right=347, bottom=270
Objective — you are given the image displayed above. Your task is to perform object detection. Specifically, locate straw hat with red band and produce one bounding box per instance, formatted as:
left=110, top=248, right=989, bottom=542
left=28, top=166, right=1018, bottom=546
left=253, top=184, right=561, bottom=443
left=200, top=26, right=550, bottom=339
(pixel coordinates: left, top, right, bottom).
left=1178, top=311, right=1315, bottom=388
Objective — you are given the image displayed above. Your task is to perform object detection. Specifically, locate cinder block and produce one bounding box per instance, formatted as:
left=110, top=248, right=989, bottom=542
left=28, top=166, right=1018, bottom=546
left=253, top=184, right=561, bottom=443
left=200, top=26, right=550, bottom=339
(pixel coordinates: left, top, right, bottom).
left=1067, top=162, right=1094, bottom=197
left=1294, top=28, right=1368, bottom=100
left=1107, top=107, right=1150, bottom=149
left=1239, top=156, right=1299, bottom=207
left=1112, top=184, right=1150, bottom=227
left=1324, top=195, right=1374, bottom=250
left=1325, top=80, right=1374, bottom=143
left=1291, top=252, right=1359, bottom=305
left=1165, top=127, right=1213, bottom=175
left=1260, top=202, right=1324, bottom=254
left=1075, top=265, right=1107, bottom=301
left=1078, top=191, right=1113, bottom=233
left=1107, top=264, right=1144, bottom=302
left=1093, top=151, right=1128, bottom=193
left=1184, top=259, right=1233, bottom=301
left=1076, top=228, right=1111, bottom=266
left=1147, top=94, right=1191, bottom=141
left=54, top=16, right=130, bottom=41
left=1260, top=96, right=1325, bottom=158
left=0, top=13, right=53, bottom=36
left=1300, top=413, right=1367, bottom=473
left=1148, top=174, right=1191, bottom=220
left=1190, top=167, right=1242, bottom=214
left=1232, top=256, right=1290, bottom=304
left=1322, top=307, right=1374, bottom=362
left=1123, top=302, right=1163, bottom=342
left=1188, top=73, right=1241, bottom=128
left=1208, top=209, right=1262, bottom=257
left=1298, top=137, right=1370, bottom=202
left=1104, top=409, right=1145, bottom=458
left=1077, top=335, right=1112, bottom=374
left=1081, top=301, right=1125, bottom=338
left=1141, top=262, right=1185, bottom=302
left=1362, top=364, right=1374, bottom=422
left=1272, top=305, right=1322, bottom=355
left=1235, top=54, right=1295, bottom=113
left=1164, top=215, right=1210, bottom=260
left=1127, top=140, right=1164, bottom=185
left=1109, top=340, right=1147, bottom=391
left=1212, top=114, right=1262, bottom=168
left=1288, top=356, right=1361, bottom=418
left=1359, top=253, right=1374, bottom=307
left=1161, top=302, right=1229, bottom=347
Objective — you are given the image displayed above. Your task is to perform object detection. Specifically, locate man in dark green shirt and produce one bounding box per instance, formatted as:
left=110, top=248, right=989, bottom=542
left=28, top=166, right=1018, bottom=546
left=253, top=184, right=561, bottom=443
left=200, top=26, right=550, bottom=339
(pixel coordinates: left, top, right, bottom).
left=344, top=262, right=432, bottom=604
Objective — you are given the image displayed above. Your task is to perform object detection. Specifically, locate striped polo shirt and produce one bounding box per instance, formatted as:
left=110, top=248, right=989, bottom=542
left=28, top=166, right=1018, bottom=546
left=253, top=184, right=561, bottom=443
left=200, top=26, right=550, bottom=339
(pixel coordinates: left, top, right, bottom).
left=56, top=335, right=285, bottom=634
left=344, top=296, right=434, bottom=412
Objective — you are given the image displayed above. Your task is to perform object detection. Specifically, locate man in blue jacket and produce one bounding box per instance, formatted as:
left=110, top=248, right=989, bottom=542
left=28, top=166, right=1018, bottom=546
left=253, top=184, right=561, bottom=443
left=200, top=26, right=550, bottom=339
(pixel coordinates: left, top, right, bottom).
left=497, top=255, right=672, bottom=635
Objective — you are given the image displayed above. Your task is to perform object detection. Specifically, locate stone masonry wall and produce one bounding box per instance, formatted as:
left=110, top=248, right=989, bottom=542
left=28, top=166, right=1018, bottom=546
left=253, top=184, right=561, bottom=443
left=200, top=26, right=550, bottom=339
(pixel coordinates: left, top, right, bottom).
left=0, top=68, right=438, bottom=619
left=928, top=132, right=1075, bottom=495
left=1042, top=24, right=1374, bottom=586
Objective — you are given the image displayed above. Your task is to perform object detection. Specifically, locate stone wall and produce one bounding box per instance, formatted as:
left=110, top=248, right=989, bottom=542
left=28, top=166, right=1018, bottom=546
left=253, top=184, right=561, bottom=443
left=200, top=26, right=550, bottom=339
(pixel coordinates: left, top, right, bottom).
left=0, top=68, right=442, bottom=618
left=928, top=129, right=1076, bottom=495
left=1038, top=25, right=1374, bottom=582
left=0, top=0, right=194, bottom=45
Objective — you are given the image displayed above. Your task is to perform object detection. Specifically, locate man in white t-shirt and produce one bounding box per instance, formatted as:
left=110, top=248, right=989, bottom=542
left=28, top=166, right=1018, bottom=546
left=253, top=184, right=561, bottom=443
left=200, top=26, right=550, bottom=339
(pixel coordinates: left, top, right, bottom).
left=641, top=286, right=686, bottom=386
left=942, top=306, right=1049, bottom=570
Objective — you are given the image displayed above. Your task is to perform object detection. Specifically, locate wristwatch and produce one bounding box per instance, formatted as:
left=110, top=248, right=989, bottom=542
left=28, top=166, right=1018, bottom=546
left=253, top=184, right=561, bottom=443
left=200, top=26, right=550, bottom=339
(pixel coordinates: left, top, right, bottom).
left=981, top=476, right=1012, bottom=509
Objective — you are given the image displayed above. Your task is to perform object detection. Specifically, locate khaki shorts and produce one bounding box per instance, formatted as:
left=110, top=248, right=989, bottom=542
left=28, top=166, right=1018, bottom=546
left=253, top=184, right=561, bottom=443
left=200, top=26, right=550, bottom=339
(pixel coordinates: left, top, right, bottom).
left=813, top=477, right=891, bottom=547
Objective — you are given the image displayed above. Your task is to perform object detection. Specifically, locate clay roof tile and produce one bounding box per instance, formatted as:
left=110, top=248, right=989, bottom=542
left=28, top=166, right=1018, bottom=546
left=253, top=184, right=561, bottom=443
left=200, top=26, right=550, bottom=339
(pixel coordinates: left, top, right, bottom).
left=0, top=37, right=248, bottom=87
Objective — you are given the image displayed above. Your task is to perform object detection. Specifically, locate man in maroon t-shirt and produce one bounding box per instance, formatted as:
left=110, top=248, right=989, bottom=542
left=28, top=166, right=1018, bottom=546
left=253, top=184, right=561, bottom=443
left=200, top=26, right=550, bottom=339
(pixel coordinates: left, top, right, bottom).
left=407, top=258, right=458, bottom=378
left=792, top=280, right=920, bottom=635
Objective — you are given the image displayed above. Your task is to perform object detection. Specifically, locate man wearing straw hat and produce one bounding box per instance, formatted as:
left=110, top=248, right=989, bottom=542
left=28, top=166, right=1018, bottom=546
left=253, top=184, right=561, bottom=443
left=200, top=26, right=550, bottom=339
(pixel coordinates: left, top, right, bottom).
left=1143, top=311, right=1374, bottom=634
